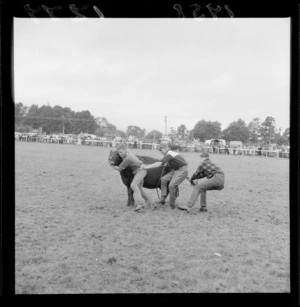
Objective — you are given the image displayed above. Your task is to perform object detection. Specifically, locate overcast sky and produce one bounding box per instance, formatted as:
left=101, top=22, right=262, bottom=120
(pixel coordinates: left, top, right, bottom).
left=14, top=18, right=290, bottom=134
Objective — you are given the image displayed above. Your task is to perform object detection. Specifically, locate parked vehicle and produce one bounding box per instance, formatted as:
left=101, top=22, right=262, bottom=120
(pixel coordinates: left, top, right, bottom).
left=206, top=139, right=227, bottom=147
left=229, top=141, right=243, bottom=148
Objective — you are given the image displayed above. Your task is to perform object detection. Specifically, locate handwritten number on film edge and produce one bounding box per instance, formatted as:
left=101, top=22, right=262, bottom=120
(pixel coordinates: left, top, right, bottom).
left=24, top=3, right=232, bottom=19
left=174, top=3, right=234, bottom=18
left=206, top=3, right=222, bottom=18
left=190, top=4, right=206, bottom=18
left=41, top=5, right=62, bottom=19
left=173, top=4, right=185, bottom=18
left=24, top=4, right=105, bottom=20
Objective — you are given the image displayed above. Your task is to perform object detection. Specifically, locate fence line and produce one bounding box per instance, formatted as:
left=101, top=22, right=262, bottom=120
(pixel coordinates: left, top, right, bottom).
left=15, top=136, right=289, bottom=158
left=201, top=147, right=289, bottom=158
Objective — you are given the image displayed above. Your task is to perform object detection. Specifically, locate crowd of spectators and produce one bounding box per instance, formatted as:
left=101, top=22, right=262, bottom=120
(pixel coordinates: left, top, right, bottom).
left=15, top=132, right=290, bottom=158
left=201, top=143, right=290, bottom=158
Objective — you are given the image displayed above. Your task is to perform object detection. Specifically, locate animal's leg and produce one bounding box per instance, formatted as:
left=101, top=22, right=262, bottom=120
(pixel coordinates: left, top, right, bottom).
left=127, top=186, right=135, bottom=206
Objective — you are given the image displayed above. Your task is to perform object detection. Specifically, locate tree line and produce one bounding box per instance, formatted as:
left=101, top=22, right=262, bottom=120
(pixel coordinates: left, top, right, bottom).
left=15, top=102, right=289, bottom=145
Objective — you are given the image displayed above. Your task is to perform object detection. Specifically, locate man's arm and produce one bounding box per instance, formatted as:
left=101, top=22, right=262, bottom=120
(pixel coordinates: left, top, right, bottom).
left=190, top=164, right=205, bottom=181
left=118, top=156, right=131, bottom=171
left=141, top=153, right=173, bottom=170
left=141, top=161, right=163, bottom=170
left=110, top=165, right=121, bottom=171
left=109, top=156, right=128, bottom=172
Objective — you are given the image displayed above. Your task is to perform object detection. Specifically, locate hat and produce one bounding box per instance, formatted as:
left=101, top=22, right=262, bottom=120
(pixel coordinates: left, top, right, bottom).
left=200, top=153, right=209, bottom=158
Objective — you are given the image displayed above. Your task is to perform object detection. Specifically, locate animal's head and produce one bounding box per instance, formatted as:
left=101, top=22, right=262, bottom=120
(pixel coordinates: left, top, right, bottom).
left=108, top=149, right=123, bottom=166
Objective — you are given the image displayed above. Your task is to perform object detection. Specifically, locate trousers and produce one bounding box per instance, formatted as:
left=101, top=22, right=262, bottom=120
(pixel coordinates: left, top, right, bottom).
left=188, top=173, right=224, bottom=208
left=161, top=165, right=188, bottom=206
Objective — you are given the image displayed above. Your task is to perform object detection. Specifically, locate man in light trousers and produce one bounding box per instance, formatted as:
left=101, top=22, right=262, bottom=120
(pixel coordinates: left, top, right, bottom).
left=110, top=144, right=147, bottom=212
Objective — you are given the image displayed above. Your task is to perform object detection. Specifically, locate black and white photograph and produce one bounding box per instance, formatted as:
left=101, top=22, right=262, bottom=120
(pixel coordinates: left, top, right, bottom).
left=7, top=1, right=297, bottom=298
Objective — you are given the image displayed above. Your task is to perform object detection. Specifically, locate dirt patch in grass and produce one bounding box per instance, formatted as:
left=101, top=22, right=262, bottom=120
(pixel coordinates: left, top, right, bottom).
left=15, top=142, right=290, bottom=294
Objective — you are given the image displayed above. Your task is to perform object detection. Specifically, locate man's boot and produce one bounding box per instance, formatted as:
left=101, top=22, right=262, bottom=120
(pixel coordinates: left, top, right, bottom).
left=155, top=197, right=166, bottom=205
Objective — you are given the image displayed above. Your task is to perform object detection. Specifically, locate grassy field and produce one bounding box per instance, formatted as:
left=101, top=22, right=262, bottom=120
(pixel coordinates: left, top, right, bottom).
left=15, top=141, right=290, bottom=294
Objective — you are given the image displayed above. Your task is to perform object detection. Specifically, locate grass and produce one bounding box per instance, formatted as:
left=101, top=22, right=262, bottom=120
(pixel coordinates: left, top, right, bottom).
left=15, top=141, right=290, bottom=294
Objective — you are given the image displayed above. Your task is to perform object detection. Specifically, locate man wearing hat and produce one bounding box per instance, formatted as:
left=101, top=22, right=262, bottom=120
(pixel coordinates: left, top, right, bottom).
left=178, top=152, right=224, bottom=213
left=141, top=143, right=188, bottom=209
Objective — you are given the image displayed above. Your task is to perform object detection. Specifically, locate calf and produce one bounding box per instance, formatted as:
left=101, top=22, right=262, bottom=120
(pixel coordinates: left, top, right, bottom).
left=108, top=149, right=178, bottom=207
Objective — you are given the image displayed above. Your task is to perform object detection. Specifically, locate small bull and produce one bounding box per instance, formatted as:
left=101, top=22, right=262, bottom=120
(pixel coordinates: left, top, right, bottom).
left=108, top=149, right=177, bottom=207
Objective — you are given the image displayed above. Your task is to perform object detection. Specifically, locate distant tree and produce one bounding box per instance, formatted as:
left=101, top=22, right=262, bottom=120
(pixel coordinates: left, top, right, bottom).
left=169, top=127, right=177, bottom=141
left=95, top=117, right=117, bottom=137
left=126, top=125, right=146, bottom=139
left=271, top=127, right=285, bottom=145
left=38, top=105, right=56, bottom=133
left=281, top=128, right=290, bottom=145
left=177, top=124, right=187, bottom=139
left=17, top=102, right=116, bottom=136
left=61, top=107, right=75, bottom=134
left=104, top=123, right=117, bottom=137
left=222, top=119, right=250, bottom=143
left=23, top=104, right=40, bottom=128
left=145, top=130, right=163, bottom=140
left=260, top=116, right=276, bottom=144
left=248, top=117, right=262, bottom=144
left=95, top=117, right=109, bottom=128
left=95, top=127, right=102, bottom=136
left=115, top=130, right=126, bottom=138
left=71, top=110, right=98, bottom=135
left=15, top=124, right=32, bottom=133
left=51, top=105, right=75, bottom=134
left=192, top=120, right=222, bottom=141
left=15, top=102, right=28, bottom=126
left=283, top=127, right=289, bottom=139
left=23, top=104, right=63, bottom=134
left=186, top=130, right=195, bottom=140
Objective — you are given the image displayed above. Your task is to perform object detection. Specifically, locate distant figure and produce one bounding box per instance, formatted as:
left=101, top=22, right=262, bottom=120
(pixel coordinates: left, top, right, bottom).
left=178, top=153, right=224, bottom=213
left=257, top=146, right=262, bottom=156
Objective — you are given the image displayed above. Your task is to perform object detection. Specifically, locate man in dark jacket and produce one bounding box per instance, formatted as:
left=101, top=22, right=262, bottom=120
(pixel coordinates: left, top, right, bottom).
left=141, top=143, right=188, bottom=209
